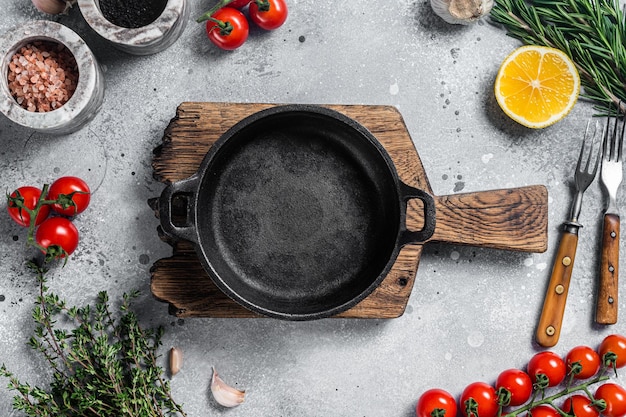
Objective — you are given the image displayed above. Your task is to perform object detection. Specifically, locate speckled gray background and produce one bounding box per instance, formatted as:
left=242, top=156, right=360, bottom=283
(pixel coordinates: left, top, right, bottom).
left=0, top=1, right=624, bottom=416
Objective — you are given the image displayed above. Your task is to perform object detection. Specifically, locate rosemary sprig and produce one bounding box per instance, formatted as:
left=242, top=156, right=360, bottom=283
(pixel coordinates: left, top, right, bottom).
left=490, top=0, right=626, bottom=115
left=0, top=261, right=187, bottom=417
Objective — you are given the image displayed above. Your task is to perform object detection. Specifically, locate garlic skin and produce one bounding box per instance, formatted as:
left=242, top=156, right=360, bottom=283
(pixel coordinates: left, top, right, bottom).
left=169, top=347, right=183, bottom=376
left=210, top=367, right=245, bottom=408
left=430, top=0, right=494, bottom=24
left=31, top=0, right=76, bottom=15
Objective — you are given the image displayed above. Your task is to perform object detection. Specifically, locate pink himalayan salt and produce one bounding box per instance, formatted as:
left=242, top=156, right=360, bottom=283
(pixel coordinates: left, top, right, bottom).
left=7, top=41, right=79, bottom=112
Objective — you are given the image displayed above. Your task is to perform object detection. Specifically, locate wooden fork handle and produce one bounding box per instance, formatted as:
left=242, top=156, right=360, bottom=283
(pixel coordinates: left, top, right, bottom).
left=596, top=213, right=620, bottom=324
left=536, top=228, right=579, bottom=347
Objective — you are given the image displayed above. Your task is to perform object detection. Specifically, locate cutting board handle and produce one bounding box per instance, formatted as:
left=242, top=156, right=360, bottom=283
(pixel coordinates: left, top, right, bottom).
left=408, top=185, right=548, bottom=253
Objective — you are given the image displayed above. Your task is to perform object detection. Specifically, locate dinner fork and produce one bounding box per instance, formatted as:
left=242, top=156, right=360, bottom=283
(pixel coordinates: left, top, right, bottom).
left=536, top=122, right=601, bottom=347
left=596, top=108, right=625, bottom=324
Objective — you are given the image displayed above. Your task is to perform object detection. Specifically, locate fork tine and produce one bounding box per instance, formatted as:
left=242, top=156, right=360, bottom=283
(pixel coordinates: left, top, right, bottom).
left=578, top=121, right=593, bottom=172
left=584, top=142, right=594, bottom=172
left=585, top=121, right=601, bottom=175
left=576, top=139, right=586, bottom=172
left=602, top=115, right=610, bottom=161
left=619, top=106, right=625, bottom=162
left=604, top=101, right=626, bottom=162
left=576, top=152, right=584, bottom=174
left=574, top=121, right=600, bottom=196
left=591, top=138, right=601, bottom=175
left=610, top=109, right=619, bottom=161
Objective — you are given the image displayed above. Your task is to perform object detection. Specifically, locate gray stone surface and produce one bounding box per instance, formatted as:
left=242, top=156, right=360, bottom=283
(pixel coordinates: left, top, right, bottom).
left=0, top=1, right=624, bottom=416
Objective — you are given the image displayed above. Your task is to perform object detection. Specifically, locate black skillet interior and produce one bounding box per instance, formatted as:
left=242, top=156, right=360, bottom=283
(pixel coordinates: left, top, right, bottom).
left=194, top=106, right=403, bottom=319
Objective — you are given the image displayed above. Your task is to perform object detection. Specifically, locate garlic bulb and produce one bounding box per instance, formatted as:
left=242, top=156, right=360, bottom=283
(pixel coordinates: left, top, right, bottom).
left=169, top=347, right=183, bottom=376
left=210, top=367, right=245, bottom=408
left=31, top=0, right=76, bottom=15
left=430, top=0, right=494, bottom=24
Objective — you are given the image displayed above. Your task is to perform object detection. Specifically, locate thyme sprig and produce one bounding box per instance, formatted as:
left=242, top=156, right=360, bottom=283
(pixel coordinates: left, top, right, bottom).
left=0, top=261, right=187, bottom=417
left=490, top=0, right=626, bottom=115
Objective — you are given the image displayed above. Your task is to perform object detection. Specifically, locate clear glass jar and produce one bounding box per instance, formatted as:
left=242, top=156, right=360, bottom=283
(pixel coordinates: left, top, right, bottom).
left=77, top=0, right=189, bottom=55
left=0, top=20, right=105, bottom=135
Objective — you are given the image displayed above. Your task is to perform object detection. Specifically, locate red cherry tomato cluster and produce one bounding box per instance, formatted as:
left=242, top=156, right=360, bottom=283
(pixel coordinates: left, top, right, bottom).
left=200, top=0, right=288, bottom=50
left=415, top=334, right=626, bottom=417
left=7, top=176, right=90, bottom=259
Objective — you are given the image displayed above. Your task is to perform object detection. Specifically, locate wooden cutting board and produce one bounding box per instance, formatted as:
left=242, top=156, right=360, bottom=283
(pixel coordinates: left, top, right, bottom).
left=150, top=102, right=548, bottom=318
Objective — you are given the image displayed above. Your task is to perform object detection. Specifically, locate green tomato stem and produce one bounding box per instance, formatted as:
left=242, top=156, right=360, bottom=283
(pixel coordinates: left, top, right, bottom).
left=500, top=373, right=610, bottom=417
left=196, top=0, right=235, bottom=23
left=207, top=18, right=234, bottom=35
left=255, top=0, right=270, bottom=12
left=9, top=184, right=73, bottom=264
left=25, top=184, right=51, bottom=252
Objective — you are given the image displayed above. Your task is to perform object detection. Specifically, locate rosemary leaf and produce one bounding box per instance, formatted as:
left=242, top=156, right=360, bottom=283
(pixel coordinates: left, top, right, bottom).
left=490, top=0, right=626, bottom=114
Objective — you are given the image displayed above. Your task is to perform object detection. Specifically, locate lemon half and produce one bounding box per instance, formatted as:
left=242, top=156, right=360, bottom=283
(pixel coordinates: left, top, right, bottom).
left=494, top=45, right=580, bottom=129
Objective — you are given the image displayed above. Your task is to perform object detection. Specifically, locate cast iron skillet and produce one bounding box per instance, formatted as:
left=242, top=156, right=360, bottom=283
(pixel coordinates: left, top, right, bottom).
left=159, top=104, right=436, bottom=320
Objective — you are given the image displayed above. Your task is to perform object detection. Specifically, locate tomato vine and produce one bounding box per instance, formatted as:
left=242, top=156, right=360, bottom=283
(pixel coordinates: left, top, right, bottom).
left=416, top=336, right=626, bottom=417
left=7, top=177, right=90, bottom=262
left=196, top=0, right=288, bottom=50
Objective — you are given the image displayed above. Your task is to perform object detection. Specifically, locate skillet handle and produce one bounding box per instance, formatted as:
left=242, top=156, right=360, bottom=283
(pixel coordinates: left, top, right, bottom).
left=158, top=175, right=200, bottom=244
left=398, top=183, right=436, bottom=245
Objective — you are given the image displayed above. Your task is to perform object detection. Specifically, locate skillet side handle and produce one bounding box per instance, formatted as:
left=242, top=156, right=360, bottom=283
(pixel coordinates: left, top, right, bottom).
left=398, top=183, right=436, bottom=246
left=158, top=175, right=200, bottom=244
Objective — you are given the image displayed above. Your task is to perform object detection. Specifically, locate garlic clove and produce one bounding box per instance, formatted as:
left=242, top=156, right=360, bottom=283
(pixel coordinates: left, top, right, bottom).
left=169, top=346, right=183, bottom=376
left=430, top=0, right=494, bottom=24
left=31, top=0, right=76, bottom=15
left=210, top=367, right=245, bottom=408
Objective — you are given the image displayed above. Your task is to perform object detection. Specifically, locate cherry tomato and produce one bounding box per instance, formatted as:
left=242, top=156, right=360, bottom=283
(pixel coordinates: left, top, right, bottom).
left=565, top=345, right=601, bottom=379
left=528, top=405, right=561, bottom=417
left=206, top=7, right=249, bottom=50
left=35, top=217, right=79, bottom=257
left=599, top=334, right=626, bottom=369
left=496, top=368, right=533, bottom=406
left=527, top=351, right=567, bottom=388
left=461, top=382, right=499, bottom=417
left=562, top=395, right=600, bottom=417
left=249, top=0, right=288, bottom=30
left=7, top=186, right=50, bottom=227
left=47, top=176, right=91, bottom=216
left=416, top=389, right=457, bottom=417
left=595, top=383, right=626, bottom=417
left=227, top=0, right=251, bottom=8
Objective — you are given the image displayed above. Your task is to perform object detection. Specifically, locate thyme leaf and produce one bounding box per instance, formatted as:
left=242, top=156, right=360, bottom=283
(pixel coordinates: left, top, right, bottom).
left=0, top=261, right=187, bottom=417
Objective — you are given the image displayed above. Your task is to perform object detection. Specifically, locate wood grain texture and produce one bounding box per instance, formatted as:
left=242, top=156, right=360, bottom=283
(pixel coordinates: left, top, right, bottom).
left=429, top=186, right=549, bottom=252
left=150, top=102, right=548, bottom=318
left=596, top=213, right=620, bottom=324
left=536, top=230, right=578, bottom=347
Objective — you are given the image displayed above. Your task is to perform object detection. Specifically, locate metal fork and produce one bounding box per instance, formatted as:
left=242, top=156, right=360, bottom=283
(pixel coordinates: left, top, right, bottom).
left=596, top=108, right=625, bottom=324
left=536, top=122, right=601, bottom=347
